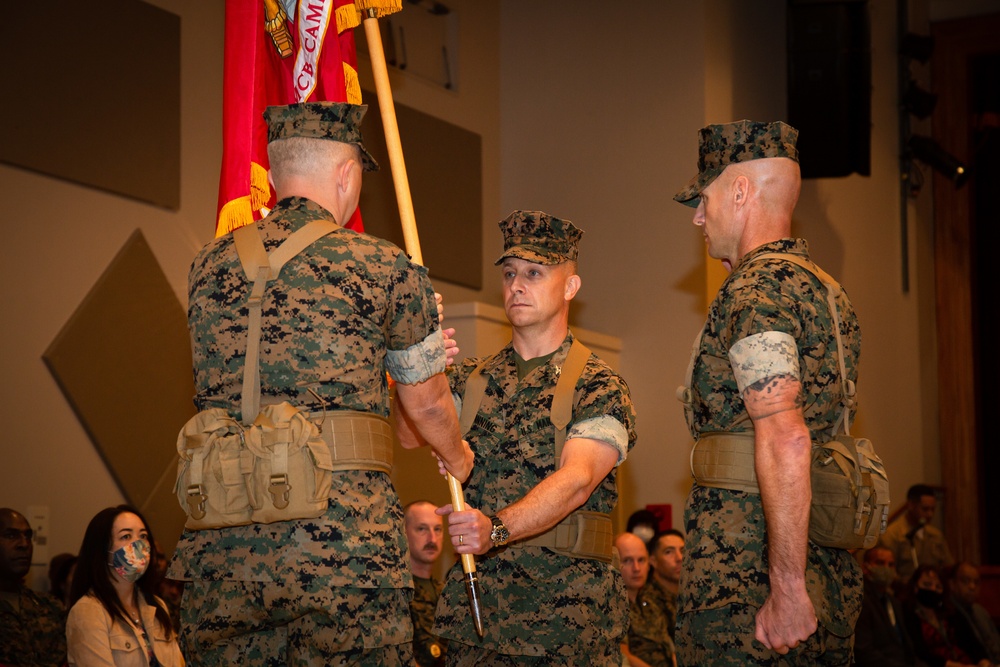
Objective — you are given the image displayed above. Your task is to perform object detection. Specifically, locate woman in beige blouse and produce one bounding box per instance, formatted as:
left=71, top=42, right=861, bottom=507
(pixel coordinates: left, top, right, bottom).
left=66, top=505, right=183, bottom=667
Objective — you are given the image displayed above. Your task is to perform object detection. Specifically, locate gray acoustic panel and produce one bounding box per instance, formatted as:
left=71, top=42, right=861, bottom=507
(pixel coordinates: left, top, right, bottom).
left=2, top=1, right=181, bottom=209
left=358, top=89, right=482, bottom=289
left=44, top=230, right=194, bottom=553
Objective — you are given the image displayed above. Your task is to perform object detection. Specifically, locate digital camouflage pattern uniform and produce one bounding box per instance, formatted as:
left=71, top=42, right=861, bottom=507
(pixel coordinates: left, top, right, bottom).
left=675, top=239, right=864, bottom=666
left=168, top=194, right=442, bottom=666
left=434, top=332, right=636, bottom=666
left=641, top=577, right=677, bottom=641
left=627, top=583, right=675, bottom=667
left=411, top=575, right=447, bottom=667
left=0, top=586, right=66, bottom=667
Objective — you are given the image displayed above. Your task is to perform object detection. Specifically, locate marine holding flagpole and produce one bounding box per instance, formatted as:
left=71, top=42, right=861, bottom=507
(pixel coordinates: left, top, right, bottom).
left=167, top=100, right=473, bottom=666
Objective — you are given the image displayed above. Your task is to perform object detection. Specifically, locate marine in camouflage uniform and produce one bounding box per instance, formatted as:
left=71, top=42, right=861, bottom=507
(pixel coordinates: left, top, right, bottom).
left=628, top=583, right=676, bottom=667
left=167, top=102, right=471, bottom=666
left=672, top=121, right=863, bottom=665
left=412, top=575, right=447, bottom=666
left=432, top=211, right=637, bottom=666
left=0, top=509, right=66, bottom=667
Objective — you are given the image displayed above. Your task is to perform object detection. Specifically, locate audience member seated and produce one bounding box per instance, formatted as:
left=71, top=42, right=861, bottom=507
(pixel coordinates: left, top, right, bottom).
left=403, top=501, right=448, bottom=667
left=853, top=546, right=928, bottom=667
left=146, top=542, right=182, bottom=635
left=880, top=484, right=955, bottom=584
left=903, top=565, right=991, bottom=667
left=944, top=562, right=1000, bottom=665
left=646, top=529, right=685, bottom=640
left=0, top=507, right=67, bottom=667
left=615, top=532, right=675, bottom=667
left=626, top=509, right=660, bottom=546
left=66, top=505, right=184, bottom=667
left=48, top=553, right=77, bottom=611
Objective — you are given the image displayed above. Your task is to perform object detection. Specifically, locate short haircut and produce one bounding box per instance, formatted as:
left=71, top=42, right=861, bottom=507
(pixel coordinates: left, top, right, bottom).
left=268, top=137, right=360, bottom=183
left=906, top=484, right=936, bottom=502
left=402, top=499, right=437, bottom=525
left=650, top=528, right=685, bottom=553
left=862, top=546, right=893, bottom=565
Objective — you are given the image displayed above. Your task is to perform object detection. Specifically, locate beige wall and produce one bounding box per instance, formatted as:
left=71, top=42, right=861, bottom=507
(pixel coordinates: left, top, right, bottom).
left=0, top=0, right=963, bottom=588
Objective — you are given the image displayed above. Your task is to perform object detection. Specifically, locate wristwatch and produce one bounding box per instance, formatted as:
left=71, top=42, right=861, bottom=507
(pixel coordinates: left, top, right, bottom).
left=489, top=515, right=510, bottom=548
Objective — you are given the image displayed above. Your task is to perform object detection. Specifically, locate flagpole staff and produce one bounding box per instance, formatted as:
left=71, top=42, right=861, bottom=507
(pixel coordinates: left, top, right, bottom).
left=357, top=3, right=485, bottom=639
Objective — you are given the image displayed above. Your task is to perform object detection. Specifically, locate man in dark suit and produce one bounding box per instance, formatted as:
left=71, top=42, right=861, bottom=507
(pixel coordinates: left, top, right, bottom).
left=853, top=546, right=928, bottom=667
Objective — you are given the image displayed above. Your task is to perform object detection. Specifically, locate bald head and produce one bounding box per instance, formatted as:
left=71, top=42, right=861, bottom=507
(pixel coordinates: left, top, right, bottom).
left=615, top=532, right=650, bottom=597
left=725, top=157, right=801, bottom=226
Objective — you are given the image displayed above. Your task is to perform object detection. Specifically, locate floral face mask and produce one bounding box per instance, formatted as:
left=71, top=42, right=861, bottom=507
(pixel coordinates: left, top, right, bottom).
left=108, top=538, right=150, bottom=583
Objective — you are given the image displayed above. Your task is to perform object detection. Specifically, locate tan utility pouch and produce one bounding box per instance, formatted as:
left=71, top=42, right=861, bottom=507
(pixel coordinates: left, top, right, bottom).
left=517, top=510, right=615, bottom=563
left=810, top=433, right=889, bottom=549
left=691, top=428, right=890, bottom=550
left=175, top=408, right=254, bottom=529
left=176, top=404, right=394, bottom=530
left=176, top=402, right=334, bottom=529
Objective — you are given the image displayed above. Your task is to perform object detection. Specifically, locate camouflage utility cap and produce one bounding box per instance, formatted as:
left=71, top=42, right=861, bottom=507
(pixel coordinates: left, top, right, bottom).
left=495, top=210, right=583, bottom=265
left=673, top=120, right=799, bottom=207
left=264, top=101, right=379, bottom=172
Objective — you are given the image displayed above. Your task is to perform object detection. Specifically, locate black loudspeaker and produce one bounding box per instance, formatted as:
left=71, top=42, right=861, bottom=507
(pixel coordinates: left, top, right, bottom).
left=787, top=0, right=871, bottom=178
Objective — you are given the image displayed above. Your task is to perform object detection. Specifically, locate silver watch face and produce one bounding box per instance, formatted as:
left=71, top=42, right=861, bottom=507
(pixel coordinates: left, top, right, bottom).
left=490, top=519, right=509, bottom=545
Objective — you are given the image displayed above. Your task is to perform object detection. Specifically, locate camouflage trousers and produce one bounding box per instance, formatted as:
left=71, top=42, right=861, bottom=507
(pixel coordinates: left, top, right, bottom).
left=675, top=604, right=853, bottom=667
left=179, top=580, right=413, bottom=666
left=445, top=638, right=621, bottom=666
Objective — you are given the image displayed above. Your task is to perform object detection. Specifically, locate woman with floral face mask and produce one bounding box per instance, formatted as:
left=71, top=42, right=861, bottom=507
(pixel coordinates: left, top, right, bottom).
left=66, top=505, right=184, bottom=666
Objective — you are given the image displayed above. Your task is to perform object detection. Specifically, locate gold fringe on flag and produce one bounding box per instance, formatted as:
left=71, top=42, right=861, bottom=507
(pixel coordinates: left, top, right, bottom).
left=216, top=161, right=271, bottom=237
left=352, top=0, right=402, bottom=19
left=343, top=63, right=362, bottom=104
left=336, top=3, right=361, bottom=32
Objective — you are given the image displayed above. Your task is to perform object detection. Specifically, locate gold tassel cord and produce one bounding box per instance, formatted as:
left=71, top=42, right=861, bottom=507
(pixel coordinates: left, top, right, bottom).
left=352, top=0, right=402, bottom=20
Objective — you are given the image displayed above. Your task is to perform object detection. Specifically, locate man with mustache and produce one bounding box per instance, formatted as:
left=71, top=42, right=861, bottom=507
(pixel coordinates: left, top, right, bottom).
left=404, top=500, right=449, bottom=667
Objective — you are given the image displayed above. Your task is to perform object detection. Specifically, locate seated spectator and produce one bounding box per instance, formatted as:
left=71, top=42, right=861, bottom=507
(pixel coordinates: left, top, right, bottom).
left=879, top=484, right=955, bottom=584
left=853, top=546, right=927, bottom=667
left=403, top=500, right=448, bottom=667
left=146, top=542, right=181, bottom=636
left=646, top=529, right=685, bottom=640
left=49, top=553, right=77, bottom=610
left=0, top=507, right=67, bottom=667
left=944, top=562, right=1000, bottom=665
left=626, top=510, right=660, bottom=546
left=903, top=565, right=991, bottom=667
left=66, top=505, right=183, bottom=666
left=615, top=532, right=675, bottom=667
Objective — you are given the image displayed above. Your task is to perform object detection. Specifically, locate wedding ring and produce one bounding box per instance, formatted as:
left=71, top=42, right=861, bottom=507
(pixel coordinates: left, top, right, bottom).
left=459, top=535, right=464, bottom=545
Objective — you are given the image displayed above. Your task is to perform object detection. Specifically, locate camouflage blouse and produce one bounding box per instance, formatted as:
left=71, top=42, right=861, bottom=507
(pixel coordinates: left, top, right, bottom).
left=679, top=238, right=863, bottom=638
left=434, top=332, right=637, bottom=657
left=169, top=196, right=440, bottom=591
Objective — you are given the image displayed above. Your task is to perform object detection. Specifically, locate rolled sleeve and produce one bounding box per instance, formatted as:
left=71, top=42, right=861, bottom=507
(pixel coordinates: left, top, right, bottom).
left=567, top=415, right=629, bottom=466
left=728, top=331, right=799, bottom=394
left=386, top=328, right=446, bottom=385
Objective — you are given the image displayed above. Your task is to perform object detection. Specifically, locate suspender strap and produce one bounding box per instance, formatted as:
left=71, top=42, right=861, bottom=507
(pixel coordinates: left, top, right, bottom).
left=459, top=339, right=592, bottom=467
left=233, top=220, right=340, bottom=424
left=551, top=339, right=592, bottom=461
left=753, top=253, right=855, bottom=437
left=457, top=338, right=612, bottom=562
left=458, top=359, right=490, bottom=438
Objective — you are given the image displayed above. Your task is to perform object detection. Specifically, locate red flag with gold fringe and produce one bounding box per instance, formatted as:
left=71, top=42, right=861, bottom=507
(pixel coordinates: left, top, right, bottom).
left=215, top=0, right=368, bottom=237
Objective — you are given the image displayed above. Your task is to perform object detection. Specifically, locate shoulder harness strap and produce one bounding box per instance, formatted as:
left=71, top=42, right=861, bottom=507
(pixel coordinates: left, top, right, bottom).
left=752, top=252, right=855, bottom=437
left=232, top=219, right=340, bottom=424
